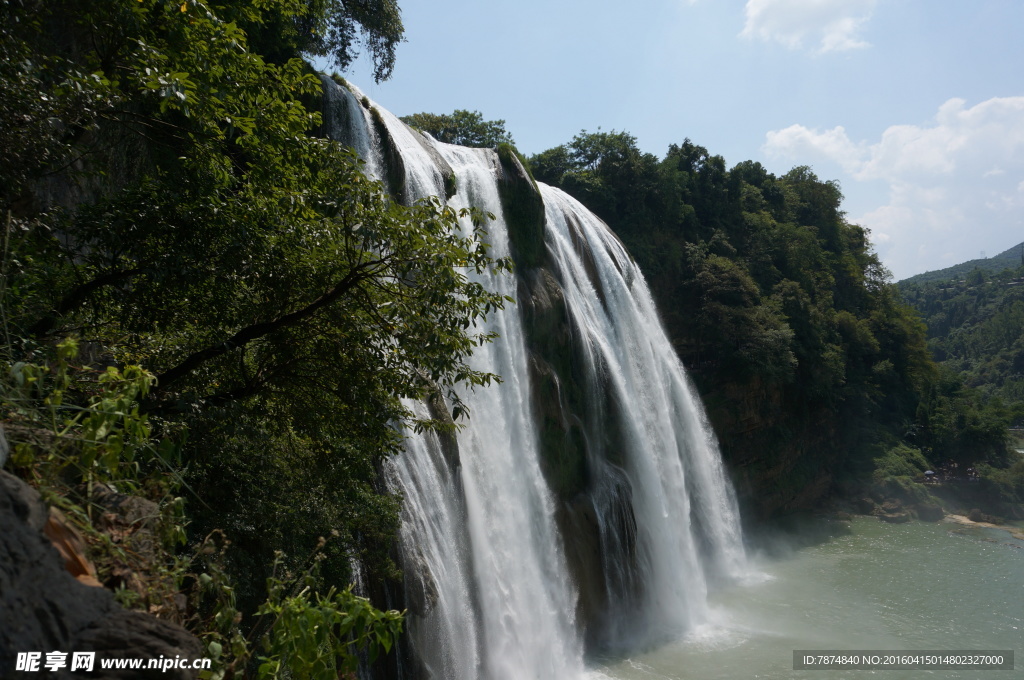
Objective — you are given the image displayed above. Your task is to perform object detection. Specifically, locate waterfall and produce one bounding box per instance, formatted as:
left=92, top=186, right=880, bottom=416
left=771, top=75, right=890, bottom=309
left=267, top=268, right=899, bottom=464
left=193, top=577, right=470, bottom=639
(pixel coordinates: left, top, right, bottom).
left=317, top=75, right=383, bottom=179
left=320, top=79, right=747, bottom=679
left=540, top=187, right=747, bottom=649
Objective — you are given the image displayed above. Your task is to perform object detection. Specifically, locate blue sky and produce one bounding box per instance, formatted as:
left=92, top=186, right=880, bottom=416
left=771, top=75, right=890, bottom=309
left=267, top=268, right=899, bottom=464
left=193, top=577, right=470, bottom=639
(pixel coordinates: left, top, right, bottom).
left=338, top=0, right=1024, bottom=280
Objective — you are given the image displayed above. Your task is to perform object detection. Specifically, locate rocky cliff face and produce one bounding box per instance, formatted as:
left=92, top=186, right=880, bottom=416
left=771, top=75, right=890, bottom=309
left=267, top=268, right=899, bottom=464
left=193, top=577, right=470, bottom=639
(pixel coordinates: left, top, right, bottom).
left=703, top=378, right=839, bottom=520
left=497, top=157, right=649, bottom=652
left=0, top=471, right=202, bottom=679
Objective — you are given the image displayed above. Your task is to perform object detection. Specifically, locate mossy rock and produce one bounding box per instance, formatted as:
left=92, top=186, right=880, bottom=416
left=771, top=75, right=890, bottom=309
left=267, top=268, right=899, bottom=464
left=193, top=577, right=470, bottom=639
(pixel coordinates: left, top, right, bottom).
left=496, top=142, right=546, bottom=270
left=425, top=389, right=460, bottom=472
left=915, top=503, right=944, bottom=521
left=534, top=385, right=591, bottom=499
left=520, top=271, right=587, bottom=499
left=367, top=105, right=408, bottom=202
left=404, top=127, right=457, bottom=201
left=872, top=475, right=933, bottom=506
left=880, top=498, right=903, bottom=513
left=443, top=171, right=457, bottom=200
left=554, top=497, right=607, bottom=648
left=519, top=267, right=632, bottom=501
left=854, top=497, right=876, bottom=514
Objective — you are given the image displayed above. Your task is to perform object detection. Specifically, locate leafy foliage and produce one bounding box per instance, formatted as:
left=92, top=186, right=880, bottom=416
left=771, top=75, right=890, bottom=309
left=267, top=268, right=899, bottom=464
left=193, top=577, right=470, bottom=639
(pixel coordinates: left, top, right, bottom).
left=192, top=534, right=402, bottom=680
left=1, top=0, right=510, bottom=670
left=1, top=340, right=193, bottom=616
left=301, top=0, right=404, bottom=82
left=255, top=553, right=402, bottom=679
left=400, top=109, right=515, bottom=147
left=1, top=338, right=159, bottom=484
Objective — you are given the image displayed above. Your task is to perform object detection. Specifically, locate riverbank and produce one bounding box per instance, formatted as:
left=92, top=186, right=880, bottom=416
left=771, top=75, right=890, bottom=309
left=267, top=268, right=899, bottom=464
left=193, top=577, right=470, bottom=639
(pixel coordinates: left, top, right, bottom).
left=945, top=514, right=1024, bottom=541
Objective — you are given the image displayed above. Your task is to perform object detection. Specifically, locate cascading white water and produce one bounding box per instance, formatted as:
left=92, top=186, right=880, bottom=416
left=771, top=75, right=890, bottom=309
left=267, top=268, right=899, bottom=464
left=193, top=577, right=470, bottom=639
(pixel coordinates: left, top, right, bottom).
left=541, top=186, right=747, bottom=647
left=317, top=75, right=383, bottom=179
left=436, top=146, right=584, bottom=680
left=319, top=78, right=747, bottom=679
left=387, top=400, right=481, bottom=679
left=388, top=143, right=584, bottom=679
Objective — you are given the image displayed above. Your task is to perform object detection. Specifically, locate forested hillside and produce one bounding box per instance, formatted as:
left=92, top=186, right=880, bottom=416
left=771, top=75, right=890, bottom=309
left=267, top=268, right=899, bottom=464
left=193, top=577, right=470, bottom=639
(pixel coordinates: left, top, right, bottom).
left=522, top=130, right=1017, bottom=516
left=899, top=265, right=1024, bottom=417
left=900, top=241, right=1024, bottom=286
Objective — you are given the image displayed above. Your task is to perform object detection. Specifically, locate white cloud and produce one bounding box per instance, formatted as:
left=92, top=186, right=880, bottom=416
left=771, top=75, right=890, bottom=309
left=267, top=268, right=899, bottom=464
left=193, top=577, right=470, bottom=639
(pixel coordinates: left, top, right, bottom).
left=763, top=96, right=1024, bottom=278
left=741, top=0, right=877, bottom=54
left=764, top=124, right=866, bottom=172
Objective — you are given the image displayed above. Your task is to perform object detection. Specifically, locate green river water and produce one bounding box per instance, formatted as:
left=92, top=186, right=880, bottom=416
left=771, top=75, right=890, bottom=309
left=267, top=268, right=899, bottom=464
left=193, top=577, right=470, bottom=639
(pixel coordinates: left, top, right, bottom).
left=593, top=516, right=1023, bottom=679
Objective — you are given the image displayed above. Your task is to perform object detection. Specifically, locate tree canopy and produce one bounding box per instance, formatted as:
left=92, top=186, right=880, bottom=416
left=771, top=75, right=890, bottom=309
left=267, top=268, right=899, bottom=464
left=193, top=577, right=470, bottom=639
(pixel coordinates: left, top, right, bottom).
left=400, top=109, right=515, bottom=147
left=1, top=0, right=507, bottom=671
left=294, top=0, right=405, bottom=81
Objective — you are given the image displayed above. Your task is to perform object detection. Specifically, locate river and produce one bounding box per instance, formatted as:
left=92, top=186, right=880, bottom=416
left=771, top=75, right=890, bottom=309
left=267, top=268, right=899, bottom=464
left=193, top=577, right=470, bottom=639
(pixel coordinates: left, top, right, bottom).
left=591, top=516, right=1023, bottom=679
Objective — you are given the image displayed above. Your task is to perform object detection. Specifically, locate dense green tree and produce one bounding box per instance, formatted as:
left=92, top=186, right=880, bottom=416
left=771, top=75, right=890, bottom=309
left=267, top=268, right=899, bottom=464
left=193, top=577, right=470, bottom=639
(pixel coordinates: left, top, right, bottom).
left=300, top=0, right=404, bottom=81
left=532, top=130, right=665, bottom=250
left=1, top=0, right=510, bottom=661
left=214, top=0, right=404, bottom=80
left=400, top=109, right=514, bottom=147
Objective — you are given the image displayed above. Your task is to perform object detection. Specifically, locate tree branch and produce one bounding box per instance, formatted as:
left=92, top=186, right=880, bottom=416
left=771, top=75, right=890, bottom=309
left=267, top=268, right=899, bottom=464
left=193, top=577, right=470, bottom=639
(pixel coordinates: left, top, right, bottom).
left=27, top=268, right=143, bottom=338
left=152, top=260, right=384, bottom=393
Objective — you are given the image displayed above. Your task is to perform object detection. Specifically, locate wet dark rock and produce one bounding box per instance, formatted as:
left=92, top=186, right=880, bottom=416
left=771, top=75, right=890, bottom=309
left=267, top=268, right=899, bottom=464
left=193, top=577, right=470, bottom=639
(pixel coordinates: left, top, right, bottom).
left=915, top=503, right=944, bottom=522
left=880, top=499, right=903, bottom=514
left=400, top=543, right=438, bottom=617
left=75, top=610, right=203, bottom=680
left=0, top=471, right=202, bottom=679
left=854, top=497, right=876, bottom=515
left=496, top=144, right=546, bottom=270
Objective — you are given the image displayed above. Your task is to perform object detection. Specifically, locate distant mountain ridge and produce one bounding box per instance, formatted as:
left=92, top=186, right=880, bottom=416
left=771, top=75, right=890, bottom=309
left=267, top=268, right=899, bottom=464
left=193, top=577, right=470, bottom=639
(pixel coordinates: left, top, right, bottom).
left=899, top=240, right=1024, bottom=285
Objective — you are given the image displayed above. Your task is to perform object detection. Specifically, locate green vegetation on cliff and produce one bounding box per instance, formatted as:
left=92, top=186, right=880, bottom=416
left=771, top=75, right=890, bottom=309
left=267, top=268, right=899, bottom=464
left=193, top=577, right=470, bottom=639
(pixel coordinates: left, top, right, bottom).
left=529, top=132, right=1015, bottom=517
left=1, top=0, right=510, bottom=674
left=900, top=241, right=1024, bottom=286
left=898, top=260, right=1024, bottom=514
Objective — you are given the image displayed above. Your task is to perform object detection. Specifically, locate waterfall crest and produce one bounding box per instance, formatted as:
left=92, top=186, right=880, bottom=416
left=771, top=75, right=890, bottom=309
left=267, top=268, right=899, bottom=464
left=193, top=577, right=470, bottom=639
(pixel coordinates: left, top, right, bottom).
left=320, top=78, right=747, bottom=678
